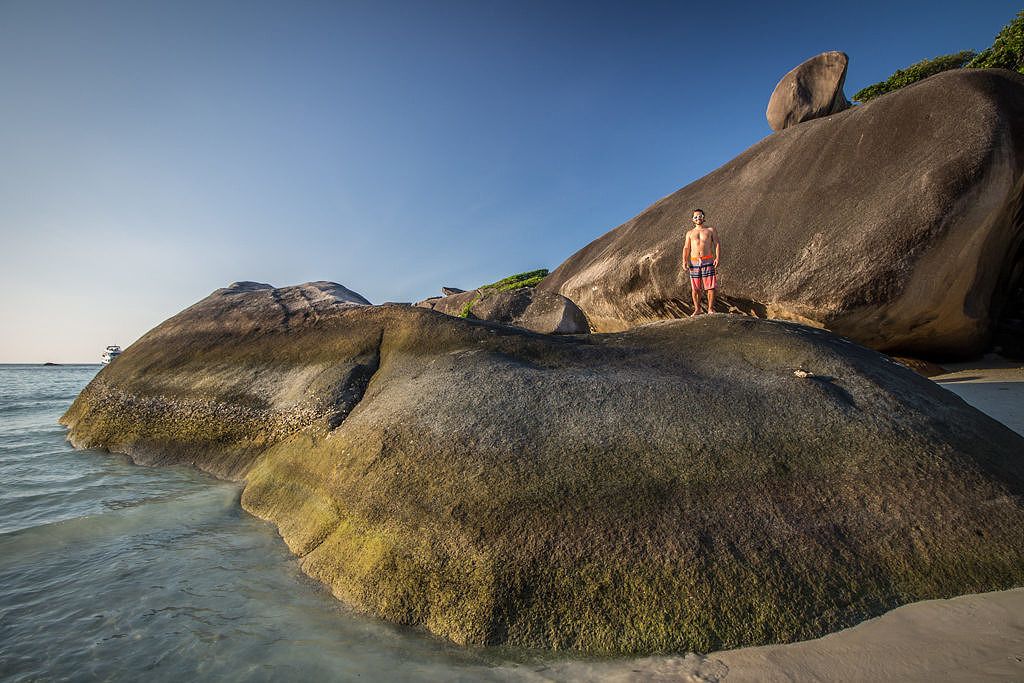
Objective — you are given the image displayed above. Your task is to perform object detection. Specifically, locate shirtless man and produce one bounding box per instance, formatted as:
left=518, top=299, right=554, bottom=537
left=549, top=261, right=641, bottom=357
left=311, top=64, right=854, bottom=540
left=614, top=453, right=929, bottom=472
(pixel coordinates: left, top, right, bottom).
left=682, top=209, right=720, bottom=315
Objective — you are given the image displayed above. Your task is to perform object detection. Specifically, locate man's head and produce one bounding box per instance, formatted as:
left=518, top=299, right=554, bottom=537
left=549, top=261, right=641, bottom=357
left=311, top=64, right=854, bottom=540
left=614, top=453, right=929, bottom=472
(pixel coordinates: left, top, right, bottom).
left=691, top=209, right=705, bottom=225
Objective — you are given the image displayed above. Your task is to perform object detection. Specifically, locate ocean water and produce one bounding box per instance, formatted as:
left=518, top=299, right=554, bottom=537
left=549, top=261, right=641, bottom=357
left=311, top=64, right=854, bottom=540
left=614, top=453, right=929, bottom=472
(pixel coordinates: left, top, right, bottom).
left=0, top=364, right=722, bottom=682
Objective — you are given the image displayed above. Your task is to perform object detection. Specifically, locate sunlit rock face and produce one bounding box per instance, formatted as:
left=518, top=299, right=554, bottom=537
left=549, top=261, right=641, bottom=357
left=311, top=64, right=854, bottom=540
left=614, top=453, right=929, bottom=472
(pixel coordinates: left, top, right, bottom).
left=540, top=69, right=1024, bottom=358
left=62, top=284, right=1024, bottom=653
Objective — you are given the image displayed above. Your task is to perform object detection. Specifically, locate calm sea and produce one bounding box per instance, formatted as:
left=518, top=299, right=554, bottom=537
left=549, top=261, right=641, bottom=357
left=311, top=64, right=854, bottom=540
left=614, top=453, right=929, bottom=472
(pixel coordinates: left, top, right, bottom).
left=0, top=364, right=718, bottom=682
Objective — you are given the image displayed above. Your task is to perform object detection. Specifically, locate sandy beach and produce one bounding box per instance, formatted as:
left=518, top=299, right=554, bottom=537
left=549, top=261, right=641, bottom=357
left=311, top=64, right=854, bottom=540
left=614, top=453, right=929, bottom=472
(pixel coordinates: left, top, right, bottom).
left=933, top=356, right=1024, bottom=436
left=706, top=588, right=1024, bottom=682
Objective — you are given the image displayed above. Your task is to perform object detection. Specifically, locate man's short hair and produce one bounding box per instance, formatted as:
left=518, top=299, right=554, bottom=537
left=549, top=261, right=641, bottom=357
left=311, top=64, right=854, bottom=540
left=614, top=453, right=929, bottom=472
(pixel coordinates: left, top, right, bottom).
left=692, top=208, right=705, bottom=215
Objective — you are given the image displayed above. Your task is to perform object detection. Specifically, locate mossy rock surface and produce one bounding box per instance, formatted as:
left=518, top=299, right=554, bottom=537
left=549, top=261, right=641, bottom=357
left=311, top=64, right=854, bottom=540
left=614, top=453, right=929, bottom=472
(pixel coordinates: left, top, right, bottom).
left=62, top=282, right=1024, bottom=654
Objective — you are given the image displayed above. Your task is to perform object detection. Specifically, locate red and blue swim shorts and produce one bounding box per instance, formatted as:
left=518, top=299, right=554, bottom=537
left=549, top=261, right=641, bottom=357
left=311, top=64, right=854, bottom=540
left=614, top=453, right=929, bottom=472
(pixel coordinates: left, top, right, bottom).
left=689, top=257, right=717, bottom=291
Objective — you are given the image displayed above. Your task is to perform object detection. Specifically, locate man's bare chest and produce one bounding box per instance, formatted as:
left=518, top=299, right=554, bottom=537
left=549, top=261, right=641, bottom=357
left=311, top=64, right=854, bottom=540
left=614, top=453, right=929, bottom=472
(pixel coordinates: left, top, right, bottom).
left=690, top=228, right=713, bottom=245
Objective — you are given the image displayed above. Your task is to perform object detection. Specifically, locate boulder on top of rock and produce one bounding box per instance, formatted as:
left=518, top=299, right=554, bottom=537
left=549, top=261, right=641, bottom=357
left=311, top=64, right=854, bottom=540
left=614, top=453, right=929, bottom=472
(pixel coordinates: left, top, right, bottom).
left=441, top=286, right=465, bottom=295
left=61, top=286, right=1024, bottom=653
left=767, top=51, right=851, bottom=131
left=417, top=287, right=589, bottom=334
left=541, top=69, right=1024, bottom=358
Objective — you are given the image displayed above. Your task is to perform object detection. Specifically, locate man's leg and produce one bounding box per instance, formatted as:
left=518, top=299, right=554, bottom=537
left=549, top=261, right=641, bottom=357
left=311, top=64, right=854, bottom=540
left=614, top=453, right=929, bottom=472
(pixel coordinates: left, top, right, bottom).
left=707, top=288, right=716, bottom=313
left=691, top=283, right=701, bottom=316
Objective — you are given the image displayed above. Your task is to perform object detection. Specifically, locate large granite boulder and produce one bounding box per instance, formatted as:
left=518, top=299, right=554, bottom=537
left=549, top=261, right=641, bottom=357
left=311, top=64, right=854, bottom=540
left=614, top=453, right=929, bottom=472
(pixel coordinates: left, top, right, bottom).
left=416, top=287, right=590, bottom=334
left=541, top=69, right=1024, bottom=358
left=767, top=51, right=851, bottom=131
left=62, top=284, right=1024, bottom=654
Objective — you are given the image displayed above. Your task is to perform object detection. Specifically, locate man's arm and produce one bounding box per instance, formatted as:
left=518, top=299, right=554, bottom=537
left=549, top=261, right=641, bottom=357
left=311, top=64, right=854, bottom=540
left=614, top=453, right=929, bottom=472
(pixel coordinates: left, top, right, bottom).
left=712, top=228, right=721, bottom=267
left=682, top=230, right=692, bottom=265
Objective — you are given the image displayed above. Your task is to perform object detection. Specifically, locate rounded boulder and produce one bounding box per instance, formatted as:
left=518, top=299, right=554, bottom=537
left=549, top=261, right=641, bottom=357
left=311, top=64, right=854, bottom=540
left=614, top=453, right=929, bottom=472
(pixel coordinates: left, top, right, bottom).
left=767, top=51, right=851, bottom=131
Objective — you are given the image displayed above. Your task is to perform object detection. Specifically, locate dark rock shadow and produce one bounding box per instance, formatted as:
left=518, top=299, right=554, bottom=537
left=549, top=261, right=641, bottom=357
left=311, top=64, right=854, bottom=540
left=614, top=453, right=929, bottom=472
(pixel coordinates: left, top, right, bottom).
left=807, top=375, right=857, bottom=409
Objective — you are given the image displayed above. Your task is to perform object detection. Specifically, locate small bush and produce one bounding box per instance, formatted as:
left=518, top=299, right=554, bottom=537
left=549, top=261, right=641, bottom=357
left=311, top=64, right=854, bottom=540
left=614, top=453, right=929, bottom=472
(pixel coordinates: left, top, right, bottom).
left=967, top=11, right=1024, bottom=74
left=852, top=11, right=1024, bottom=104
left=454, top=269, right=548, bottom=317
left=457, top=296, right=479, bottom=319
left=853, top=51, right=976, bottom=102
left=480, top=269, right=549, bottom=293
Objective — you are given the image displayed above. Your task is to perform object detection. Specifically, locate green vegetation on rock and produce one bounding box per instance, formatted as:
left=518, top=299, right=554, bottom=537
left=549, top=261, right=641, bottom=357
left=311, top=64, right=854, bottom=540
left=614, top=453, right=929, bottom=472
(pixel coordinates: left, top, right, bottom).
left=480, top=268, right=549, bottom=293
left=457, top=295, right=479, bottom=318
left=967, top=11, right=1024, bottom=73
left=853, top=51, right=975, bottom=102
left=853, top=10, right=1024, bottom=103
left=452, top=268, right=548, bottom=319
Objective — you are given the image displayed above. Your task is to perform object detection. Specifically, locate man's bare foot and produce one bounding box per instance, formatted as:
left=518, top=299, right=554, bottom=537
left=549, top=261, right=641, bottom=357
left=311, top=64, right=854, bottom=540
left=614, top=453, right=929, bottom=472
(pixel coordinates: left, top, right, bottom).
left=690, top=311, right=701, bottom=317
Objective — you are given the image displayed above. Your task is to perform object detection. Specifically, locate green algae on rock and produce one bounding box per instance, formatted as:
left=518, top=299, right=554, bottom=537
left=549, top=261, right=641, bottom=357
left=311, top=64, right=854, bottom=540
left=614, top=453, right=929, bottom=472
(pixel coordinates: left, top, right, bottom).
left=62, top=282, right=1024, bottom=654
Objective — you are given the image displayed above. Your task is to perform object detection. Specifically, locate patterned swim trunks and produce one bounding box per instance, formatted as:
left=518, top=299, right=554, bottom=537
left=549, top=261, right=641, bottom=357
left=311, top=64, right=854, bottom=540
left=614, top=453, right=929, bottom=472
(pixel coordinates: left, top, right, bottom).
left=689, top=256, right=717, bottom=291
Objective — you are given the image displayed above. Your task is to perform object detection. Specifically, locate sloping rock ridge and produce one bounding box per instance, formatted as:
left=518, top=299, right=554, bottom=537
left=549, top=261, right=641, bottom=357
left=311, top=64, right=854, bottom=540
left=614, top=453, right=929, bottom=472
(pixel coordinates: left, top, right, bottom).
left=540, top=69, right=1024, bottom=358
left=62, top=284, right=1024, bottom=654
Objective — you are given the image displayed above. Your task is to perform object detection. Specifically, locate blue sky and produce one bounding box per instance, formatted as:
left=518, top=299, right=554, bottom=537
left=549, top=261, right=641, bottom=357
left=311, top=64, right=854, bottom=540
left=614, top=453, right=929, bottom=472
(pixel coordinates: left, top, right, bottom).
left=0, top=0, right=1017, bottom=362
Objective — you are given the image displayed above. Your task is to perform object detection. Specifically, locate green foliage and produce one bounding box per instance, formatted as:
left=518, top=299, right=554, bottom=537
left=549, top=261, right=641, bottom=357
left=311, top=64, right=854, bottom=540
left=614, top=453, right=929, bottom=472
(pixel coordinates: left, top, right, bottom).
left=967, top=11, right=1024, bottom=74
left=452, top=269, right=547, bottom=318
left=853, top=10, right=1024, bottom=104
left=480, top=268, right=549, bottom=293
left=457, top=296, right=479, bottom=319
left=853, top=51, right=976, bottom=102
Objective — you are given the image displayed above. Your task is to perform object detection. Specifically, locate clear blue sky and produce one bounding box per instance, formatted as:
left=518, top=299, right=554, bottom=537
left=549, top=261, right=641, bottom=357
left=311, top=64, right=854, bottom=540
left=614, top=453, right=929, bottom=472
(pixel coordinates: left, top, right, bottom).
left=0, top=0, right=1016, bottom=362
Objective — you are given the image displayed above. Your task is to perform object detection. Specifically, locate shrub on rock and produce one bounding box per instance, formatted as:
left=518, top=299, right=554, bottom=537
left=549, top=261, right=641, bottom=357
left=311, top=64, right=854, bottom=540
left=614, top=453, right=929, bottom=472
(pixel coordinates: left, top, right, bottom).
left=417, top=269, right=588, bottom=334
left=853, top=51, right=975, bottom=102
left=968, top=10, right=1024, bottom=74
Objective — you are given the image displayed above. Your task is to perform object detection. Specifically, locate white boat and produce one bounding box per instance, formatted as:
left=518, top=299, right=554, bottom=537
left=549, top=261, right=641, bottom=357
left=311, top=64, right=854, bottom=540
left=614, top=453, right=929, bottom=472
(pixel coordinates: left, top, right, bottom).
left=101, top=345, right=122, bottom=364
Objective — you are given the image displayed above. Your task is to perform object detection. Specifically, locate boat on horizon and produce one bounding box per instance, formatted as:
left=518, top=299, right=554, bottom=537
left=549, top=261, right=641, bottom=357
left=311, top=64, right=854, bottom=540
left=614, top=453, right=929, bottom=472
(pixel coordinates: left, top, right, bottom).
left=101, top=346, right=122, bottom=364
